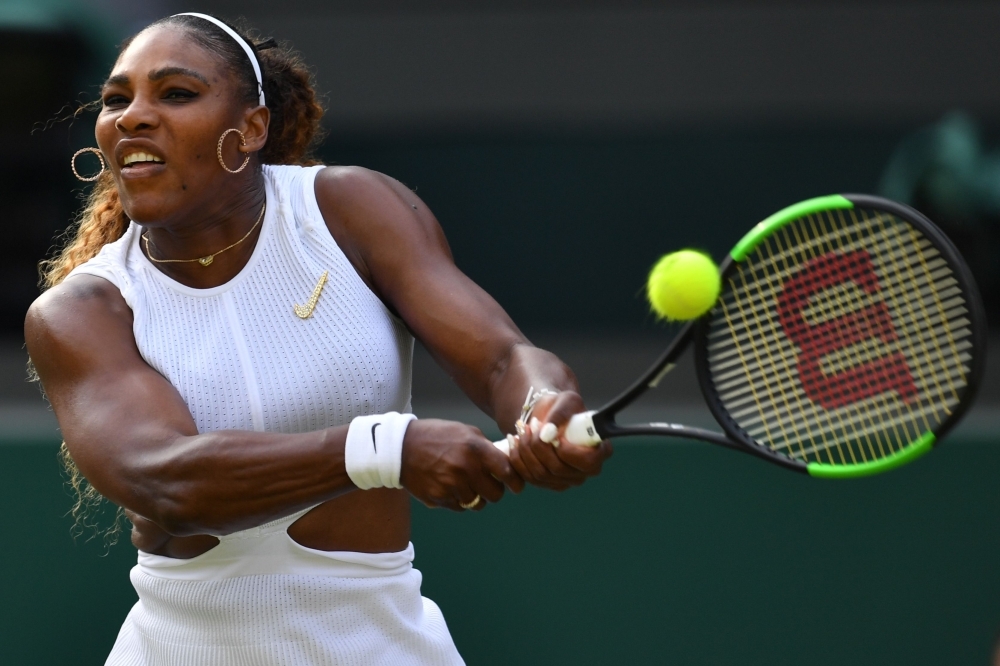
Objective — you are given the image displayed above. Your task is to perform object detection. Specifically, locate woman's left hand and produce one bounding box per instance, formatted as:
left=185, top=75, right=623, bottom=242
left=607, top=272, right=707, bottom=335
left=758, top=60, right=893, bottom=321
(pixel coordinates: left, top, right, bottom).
left=506, top=391, right=613, bottom=491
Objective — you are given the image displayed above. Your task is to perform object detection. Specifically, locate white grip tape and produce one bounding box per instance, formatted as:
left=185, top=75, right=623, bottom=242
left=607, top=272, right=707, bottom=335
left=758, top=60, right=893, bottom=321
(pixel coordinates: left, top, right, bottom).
left=491, top=410, right=601, bottom=455
left=345, top=412, right=416, bottom=490
left=493, top=435, right=513, bottom=456
left=564, top=410, right=602, bottom=445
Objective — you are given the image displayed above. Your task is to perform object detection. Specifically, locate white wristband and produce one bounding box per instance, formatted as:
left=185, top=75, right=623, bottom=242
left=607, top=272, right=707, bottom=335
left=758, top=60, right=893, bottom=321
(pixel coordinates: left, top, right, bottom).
left=344, top=412, right=416, bottom=490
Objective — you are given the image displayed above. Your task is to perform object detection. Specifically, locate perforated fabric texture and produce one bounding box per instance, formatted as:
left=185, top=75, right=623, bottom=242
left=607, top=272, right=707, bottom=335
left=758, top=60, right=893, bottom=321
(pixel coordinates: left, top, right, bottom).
left=105, top=568, right=462, bottom=665
left=68, top=164, right=414, bottom=438
left=67, top=166, right=464, bottom=665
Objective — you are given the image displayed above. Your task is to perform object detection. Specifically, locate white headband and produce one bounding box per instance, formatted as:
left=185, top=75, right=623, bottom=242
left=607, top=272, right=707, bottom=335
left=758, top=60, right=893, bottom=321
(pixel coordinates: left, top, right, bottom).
left=173, top=12, right=265, bottom=107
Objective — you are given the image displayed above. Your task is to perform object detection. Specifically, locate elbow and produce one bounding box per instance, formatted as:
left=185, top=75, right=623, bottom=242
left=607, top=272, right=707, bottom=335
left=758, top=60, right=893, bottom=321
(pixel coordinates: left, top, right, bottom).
left=148, top=496, right=239, bottom=538
left=150, top=500, right=205, bottom=537
left=155, top=507, right=247, bottom=539
left=138, top=481, right=212, bottom=537
left=130, top=435, right=224, bottom=537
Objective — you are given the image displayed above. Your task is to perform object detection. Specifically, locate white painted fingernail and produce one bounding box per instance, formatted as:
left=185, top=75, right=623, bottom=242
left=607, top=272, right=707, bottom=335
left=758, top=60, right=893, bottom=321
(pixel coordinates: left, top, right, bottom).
left=540, top=422, right=558, bottom=444
left=507, top=433, right=518, bottom=450
left=529, top=417, right=541, bottom=437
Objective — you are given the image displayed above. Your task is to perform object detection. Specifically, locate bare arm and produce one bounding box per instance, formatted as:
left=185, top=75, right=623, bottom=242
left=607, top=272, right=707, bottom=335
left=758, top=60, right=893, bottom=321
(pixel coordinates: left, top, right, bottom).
left=315, top=167, right=612, bottom=491
left=27, top=163, right=604, bottom=541
left=25, top=275, right=520, bottom=534
left=25, top=276, right=356, bottom=536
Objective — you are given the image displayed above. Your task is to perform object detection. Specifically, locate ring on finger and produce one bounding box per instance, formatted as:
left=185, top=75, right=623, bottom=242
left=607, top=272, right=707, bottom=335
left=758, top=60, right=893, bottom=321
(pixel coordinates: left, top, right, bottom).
left=459, top=495, right=482, bottom=510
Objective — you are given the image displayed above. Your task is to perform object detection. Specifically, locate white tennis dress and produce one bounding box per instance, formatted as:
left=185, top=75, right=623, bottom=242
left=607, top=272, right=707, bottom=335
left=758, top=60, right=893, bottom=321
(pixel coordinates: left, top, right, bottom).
left=67, top=164, right=464, bottom=665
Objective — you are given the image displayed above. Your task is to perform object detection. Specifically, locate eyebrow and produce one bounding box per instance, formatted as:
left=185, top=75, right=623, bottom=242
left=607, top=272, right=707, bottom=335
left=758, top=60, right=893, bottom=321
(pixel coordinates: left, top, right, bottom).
left=102, top=66, right=210, bottom=90
left=104, top=73, right=129, bottom=89
left=149, top=66, right=209, bottom=85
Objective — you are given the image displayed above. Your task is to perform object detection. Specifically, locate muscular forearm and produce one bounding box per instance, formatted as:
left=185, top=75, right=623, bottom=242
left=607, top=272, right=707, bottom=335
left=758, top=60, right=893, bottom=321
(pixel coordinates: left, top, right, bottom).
left=124, top=425, right=353, bottom=537
left=489, top=343, right=580, bottom=434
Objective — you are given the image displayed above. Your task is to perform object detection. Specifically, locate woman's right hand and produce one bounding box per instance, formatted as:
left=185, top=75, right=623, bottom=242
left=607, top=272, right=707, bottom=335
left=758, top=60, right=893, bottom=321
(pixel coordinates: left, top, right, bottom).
left=400, top=419, right=524, bottom=511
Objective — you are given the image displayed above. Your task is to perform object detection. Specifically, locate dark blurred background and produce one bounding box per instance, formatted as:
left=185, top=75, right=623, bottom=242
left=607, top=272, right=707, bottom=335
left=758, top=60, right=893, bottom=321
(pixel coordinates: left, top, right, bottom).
left=2, top=1, right=999, bottom=664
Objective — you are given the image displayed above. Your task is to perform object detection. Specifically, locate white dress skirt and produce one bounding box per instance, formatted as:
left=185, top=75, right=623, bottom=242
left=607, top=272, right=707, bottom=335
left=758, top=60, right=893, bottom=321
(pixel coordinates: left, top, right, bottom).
left=105, top=509, right=464, bottom=665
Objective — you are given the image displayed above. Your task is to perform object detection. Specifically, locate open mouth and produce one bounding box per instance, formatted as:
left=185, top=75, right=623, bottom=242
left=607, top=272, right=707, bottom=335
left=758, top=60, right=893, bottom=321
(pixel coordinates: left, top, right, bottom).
left=122, top=151, right=165, bottom=169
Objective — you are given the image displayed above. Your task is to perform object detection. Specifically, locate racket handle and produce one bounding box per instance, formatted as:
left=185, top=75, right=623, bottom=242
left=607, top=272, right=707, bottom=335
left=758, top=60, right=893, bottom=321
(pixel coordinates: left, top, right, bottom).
left=491, top=410, right=602, bottom=456
left=564, top=410, right=602, bottom=446
left=493, top=436, right=513, bottom=456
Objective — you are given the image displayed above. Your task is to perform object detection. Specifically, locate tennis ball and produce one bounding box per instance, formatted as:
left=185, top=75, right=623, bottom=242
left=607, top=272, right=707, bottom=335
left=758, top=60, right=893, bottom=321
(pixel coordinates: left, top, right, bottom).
left=647, top=250, right=721, bottom=321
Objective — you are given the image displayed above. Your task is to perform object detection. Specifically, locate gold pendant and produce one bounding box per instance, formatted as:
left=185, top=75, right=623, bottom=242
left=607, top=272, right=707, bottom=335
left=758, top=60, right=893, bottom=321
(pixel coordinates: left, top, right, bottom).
left=198, top=256, right=214, bottom=266
left=294, top=271, right=328, bottom=319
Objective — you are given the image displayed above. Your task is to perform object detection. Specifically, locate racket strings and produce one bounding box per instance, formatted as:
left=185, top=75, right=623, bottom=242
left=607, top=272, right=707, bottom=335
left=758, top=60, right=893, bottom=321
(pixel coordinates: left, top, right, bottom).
left=819, top=209, right=961, bottom=457
left=787, top=209, right=956, bottom=459
left=783, top=212, right=921, bottom=460
left=707, top=208, right=973, bottom=465
left=709, top=225, right=955, bottom=326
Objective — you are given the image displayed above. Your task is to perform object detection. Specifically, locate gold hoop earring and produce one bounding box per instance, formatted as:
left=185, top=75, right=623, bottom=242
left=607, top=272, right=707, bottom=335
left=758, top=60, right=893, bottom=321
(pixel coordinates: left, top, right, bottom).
left=71, top=147, right=106, bottom=182
left=217, top=128, right=250, bottom=174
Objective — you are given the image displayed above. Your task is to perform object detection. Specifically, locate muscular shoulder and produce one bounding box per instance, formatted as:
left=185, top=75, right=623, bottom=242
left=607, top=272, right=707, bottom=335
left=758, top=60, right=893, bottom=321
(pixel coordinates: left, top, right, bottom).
left=25, top=275, right=135, bottom=382
left=27, top=275, right=130, bottom=333
left=314, top=166, right=446, bottom=247
left=312, top=165, right=453, bottom=297
left=314, top=165, right=417, bottom=217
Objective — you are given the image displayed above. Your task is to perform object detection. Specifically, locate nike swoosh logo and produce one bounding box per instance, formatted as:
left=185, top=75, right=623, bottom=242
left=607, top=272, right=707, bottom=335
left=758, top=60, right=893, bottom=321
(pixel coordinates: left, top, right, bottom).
left=293, top=271, right=329, bottom=319
left=371, top=423, right=380, bottom=452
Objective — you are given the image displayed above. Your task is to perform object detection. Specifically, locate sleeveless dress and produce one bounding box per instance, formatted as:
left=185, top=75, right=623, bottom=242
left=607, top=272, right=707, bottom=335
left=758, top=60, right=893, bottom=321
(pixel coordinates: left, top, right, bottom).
left=66, top=164, right=464, bottom=665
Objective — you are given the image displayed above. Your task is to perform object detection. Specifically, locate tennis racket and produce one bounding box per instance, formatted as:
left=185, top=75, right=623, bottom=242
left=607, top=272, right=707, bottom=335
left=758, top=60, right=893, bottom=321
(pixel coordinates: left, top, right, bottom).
left=495, top=194, right=986, bottom=478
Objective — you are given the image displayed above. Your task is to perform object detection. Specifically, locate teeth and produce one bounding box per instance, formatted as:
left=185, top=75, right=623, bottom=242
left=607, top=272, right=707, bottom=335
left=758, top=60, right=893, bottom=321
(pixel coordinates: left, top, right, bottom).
left=123, top=151, right=164, bottom=166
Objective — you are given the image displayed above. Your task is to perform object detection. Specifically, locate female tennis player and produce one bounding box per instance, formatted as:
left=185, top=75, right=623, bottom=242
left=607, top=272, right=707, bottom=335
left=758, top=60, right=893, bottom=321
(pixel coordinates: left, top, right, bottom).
left=24, top=13, right=611, bottom=665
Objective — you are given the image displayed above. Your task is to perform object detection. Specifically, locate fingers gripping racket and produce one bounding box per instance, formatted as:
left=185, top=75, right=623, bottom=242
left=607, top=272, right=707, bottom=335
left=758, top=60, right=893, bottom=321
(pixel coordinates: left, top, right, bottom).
left=495, top=195, right=986, bottom=478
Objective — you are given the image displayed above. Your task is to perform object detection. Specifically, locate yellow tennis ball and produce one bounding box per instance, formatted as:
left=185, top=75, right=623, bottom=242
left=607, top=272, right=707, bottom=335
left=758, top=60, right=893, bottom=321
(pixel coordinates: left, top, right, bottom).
left=647, top=250, right=721, bottom=321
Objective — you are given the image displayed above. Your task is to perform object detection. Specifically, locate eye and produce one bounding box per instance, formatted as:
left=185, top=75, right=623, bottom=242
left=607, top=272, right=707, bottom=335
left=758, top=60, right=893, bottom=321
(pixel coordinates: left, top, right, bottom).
left=102, top=94, right=129, bottom=108
left=164, top=89, right=198, bottom=101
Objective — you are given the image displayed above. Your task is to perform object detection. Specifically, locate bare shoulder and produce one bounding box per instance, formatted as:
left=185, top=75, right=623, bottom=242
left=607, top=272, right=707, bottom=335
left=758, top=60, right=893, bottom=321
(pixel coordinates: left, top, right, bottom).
left=26, top=275, right=131, bottom=338
left=25, top=275, right=135, bottom=380
left=312, top=166, right=453, bottom=299
left=314, top=165, right=448, bottom=250
left=314, top=165, right=422, bottom=216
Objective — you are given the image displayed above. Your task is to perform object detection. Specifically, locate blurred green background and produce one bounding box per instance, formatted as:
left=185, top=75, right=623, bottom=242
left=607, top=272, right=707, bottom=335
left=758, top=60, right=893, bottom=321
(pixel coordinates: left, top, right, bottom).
left=4, top=430, right=999, bottom=664
left=2, top=0, right=998, bottom=664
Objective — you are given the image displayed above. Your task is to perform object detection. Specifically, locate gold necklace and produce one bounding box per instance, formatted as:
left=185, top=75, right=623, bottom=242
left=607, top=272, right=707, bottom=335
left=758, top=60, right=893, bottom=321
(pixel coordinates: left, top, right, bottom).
left=143, top=202, right=266, bottom=267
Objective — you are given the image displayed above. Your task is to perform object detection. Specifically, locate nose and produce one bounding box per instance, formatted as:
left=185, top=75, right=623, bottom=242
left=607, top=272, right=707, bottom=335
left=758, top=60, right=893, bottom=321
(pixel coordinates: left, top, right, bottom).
left=114, top=93, right=159, bottom=134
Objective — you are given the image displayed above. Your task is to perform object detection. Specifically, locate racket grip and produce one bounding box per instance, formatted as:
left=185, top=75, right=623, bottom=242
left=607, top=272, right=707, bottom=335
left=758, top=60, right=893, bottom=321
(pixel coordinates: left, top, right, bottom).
left=491, top=410, right=602, bottom=456
left=564, top=410, right=602, bottom=446
left=493, top=436, right=512, bottom=456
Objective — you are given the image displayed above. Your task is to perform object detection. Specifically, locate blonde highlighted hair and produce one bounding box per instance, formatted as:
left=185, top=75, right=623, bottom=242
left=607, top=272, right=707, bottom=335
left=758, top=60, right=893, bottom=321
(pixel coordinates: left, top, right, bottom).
left=40, top=14, right=325, bottom=542
left=40, top=172, right=127, bottom=289
left=42, top=14, right=324, bottom=290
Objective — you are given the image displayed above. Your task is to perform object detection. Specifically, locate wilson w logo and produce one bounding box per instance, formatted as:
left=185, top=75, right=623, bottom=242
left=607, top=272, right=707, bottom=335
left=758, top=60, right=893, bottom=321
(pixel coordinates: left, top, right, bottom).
left=777, top=250, right=918, bottom=410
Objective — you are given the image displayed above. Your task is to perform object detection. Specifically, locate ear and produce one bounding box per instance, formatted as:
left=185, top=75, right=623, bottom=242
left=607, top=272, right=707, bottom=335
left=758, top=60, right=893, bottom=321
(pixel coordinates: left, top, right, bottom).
left=240, top=105, right=270, bottom=154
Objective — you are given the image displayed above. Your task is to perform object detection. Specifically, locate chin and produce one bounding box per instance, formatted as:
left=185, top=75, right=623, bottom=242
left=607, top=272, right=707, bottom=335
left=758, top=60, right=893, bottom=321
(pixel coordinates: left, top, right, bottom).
left=118, top=183, right=182, bottom=226
left=119, top=190, right=182, bottom=226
